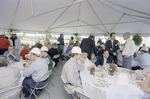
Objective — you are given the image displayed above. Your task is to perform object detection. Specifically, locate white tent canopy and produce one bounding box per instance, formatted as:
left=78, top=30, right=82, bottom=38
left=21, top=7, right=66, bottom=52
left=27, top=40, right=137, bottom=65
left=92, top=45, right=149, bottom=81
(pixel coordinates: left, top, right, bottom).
left=0, top=0, right=150, bottom=36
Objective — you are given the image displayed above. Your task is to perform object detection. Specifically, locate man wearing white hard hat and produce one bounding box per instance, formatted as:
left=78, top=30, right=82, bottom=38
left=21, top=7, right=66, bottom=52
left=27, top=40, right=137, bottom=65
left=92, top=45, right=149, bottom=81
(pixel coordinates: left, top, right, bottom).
left=22, top=47, right=48, bottom=97
left=134, top=46, right=150, bottom=69
left=41, top=46, right=53, bottom=70
left=0, top=31, right=10, bottom=55
left=9, top=31, right=21, bottom=53
left=62, top=46, right=84, bottom=93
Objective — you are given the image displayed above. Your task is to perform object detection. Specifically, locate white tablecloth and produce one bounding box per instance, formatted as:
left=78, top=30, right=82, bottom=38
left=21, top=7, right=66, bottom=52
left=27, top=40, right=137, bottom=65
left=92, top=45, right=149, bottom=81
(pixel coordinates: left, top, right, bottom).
left=8, top=62, right=25, bottom=85
left=80, top=68, right=150, bottom=99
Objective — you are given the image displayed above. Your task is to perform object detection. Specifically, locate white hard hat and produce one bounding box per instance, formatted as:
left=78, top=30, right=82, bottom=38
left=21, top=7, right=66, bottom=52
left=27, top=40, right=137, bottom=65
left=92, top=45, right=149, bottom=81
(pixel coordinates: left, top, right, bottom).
left=141, top=46, right=148, bottom=51
left=0, top=31, right=4, bottom=35
left=12, top=31, right=17, bottom=34
left=56, top=41, right=60, bottom=44
left=71, top=46, right=82, bottom=54
left=30, top=47, right=40, bottom=55
left=41, top=46, right=48, bottom=51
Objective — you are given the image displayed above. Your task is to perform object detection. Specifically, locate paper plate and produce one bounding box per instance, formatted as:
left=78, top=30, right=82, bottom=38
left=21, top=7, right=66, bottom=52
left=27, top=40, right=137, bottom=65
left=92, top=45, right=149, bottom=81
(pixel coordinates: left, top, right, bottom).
left=93, top=79, right=108, bottom=87
left=18, top=67, right=25, bottom=71
left=95, top=68, right=103, bottom=72
left=96, top=72, right=107, bottom=77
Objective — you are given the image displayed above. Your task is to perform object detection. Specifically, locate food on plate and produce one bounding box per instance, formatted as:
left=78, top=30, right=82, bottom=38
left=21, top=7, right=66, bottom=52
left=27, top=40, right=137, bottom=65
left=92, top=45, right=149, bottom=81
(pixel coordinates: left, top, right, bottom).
left=96, top=80, right=107, bottom=86
left=136, top=82, right=143, bottom=88
left=96, top=72, right=106, bottom=77
left=122, top=69, right=129, bottom=72
left=95, top=68, right=103, bottom=72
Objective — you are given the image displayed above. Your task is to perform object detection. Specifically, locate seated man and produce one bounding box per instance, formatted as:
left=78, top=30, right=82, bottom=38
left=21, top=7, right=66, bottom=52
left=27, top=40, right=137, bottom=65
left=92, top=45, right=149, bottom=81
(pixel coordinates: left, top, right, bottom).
left=41, top=46, right=53, bottom=70
left=0, top=55, right=21, bottom=92
left=65, top=43, right=74, bottom=60
left=3, top=45, right=20, bottom=61
left=22, top=47, right=48, bottom=97
left=133, top=46, right=150, bottom=69
left=79, top=50, right=95, bottom=70
left=95, top=50, right=113, bottom=69
left=62, top=46, right=84, bottom=93
left=47, top=44, right=59, bottom=65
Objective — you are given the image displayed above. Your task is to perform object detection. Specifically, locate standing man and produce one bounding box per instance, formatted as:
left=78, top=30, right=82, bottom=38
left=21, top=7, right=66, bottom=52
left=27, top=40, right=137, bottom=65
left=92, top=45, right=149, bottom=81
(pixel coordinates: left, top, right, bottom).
left=105, top=32, right=120, bottom=64
left=80, top=35, right=97, bottom=60
left=0, top=31, right=10, bottom=55
left=57, top=34, right=64, bottom=59
left=9, top=31, right=21, bottom=53
left=121, top=32, right=136, bottom=69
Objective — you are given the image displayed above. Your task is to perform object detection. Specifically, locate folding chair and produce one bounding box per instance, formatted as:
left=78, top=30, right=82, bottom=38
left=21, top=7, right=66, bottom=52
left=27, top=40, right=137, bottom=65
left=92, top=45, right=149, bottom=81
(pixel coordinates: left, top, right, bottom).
left=28, top=70, right=53, bottom=99
left=74, top=90, right=94, bottom=99
left=51, top=61, right=56, bottom=71
left=0, top=86, right=22, bottom=99
left=61, top=74, right=77, bottom=99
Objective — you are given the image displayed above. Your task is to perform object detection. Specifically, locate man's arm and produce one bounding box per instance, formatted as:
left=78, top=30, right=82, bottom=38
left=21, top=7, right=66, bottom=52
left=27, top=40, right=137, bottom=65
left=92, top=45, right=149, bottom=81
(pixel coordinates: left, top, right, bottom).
left=92, top=41, right=98, bottom=57
left=13, top=51, right=20, bottom=61
left=23, top=63, right=35, bottom=77
left=143, top=72, right=150, bottom=93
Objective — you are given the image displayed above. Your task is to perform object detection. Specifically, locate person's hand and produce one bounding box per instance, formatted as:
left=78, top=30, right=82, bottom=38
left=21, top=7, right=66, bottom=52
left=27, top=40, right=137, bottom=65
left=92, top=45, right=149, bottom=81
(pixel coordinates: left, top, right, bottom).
left=124, top=55, right=128, bottom=58
left=98, top=65, right=105, bottom=69
left=146, top=71, right=150, bottom=78
left=79, top=84, right=83, bottom=88
left=110, top=48, right=113, bottom=51
left=113, top=52, right=116, bottom=56
left=91, top=65, right=95, bottom=68
left=136, top=74, right=142, bottom=80
left=87, top=66, right=91, bottom=70
left=25, top=63, right=31, bottom=68
left=79, top=56, right=84, bottom=63
left=117, top=42, right=120, bottom=46
left=129, top=70, right=135, bottom=74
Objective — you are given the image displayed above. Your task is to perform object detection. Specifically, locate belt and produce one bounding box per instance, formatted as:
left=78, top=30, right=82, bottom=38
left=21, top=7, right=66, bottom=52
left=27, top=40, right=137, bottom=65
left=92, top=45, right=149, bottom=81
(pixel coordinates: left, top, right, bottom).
left=40, top=78, right=49, bottom=82
left=65, top=83, right=73, bottom=85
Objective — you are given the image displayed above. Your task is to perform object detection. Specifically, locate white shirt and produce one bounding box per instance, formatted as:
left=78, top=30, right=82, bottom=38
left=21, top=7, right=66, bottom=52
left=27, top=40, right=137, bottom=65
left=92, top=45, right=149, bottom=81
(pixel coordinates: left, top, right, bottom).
left=111, top=39, right=114, bottom=48
left=122, top=38, right=136, bottom=56
left=103, top=57, right=107, bottom=66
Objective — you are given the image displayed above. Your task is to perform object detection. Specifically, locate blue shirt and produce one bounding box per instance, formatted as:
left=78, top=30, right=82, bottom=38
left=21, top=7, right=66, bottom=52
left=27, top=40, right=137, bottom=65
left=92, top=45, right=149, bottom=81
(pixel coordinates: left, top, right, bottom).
left=65, top=46, right=72, bottom=60
left=43, top=54, right=50, bottom=65
left=57, top=37, right=64, bottom=45
left=23, top=57, right=48, bottom=82
left=3, top=50, right=20, bottom=61
left=135, top=53, right=150, bottom=67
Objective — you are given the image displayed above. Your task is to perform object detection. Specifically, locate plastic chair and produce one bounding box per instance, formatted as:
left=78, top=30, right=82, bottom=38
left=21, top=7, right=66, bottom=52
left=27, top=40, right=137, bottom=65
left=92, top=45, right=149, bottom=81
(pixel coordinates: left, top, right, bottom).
left=52, top=61, right=55, bottom=71
left=53, top=54, right=60, bottom=59
left=0, top=86, right=22, bottom=99
left=28, top=70, right=53, bottom=99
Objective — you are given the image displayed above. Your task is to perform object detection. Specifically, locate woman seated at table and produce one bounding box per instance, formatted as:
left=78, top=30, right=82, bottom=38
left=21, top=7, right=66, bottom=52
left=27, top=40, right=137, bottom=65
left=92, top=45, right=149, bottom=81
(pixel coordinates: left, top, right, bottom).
left=20, top=43, right=30, bottom=60
left=95, top=50, right=113, bottom=69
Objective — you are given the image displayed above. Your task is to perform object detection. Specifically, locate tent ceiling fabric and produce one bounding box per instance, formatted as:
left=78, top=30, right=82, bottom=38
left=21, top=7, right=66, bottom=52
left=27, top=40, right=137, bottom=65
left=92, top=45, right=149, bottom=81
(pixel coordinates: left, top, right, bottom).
left=0, top=0, right=150, bottom=36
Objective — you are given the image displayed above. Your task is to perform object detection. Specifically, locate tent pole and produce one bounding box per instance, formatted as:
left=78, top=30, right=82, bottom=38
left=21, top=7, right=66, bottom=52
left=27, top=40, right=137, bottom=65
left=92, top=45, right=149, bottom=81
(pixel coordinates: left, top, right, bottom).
left=49, top=19, right=78, bottom=30
left=31, top=0, right=34, bottom=17
left=10, top=0, right=20, bottom=28
left=12, top=0, right=85, bottom=25
left=104, top=0, right=150, bottom=17
left=79, top=19, right=107, bottom=32
left=109, top=14, right=125, bottom=33
left=76, top=2, right=81, bottom=33
left=87, top=0, right=108, bottom=33
left=46, top=0, right=76, bottom=32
